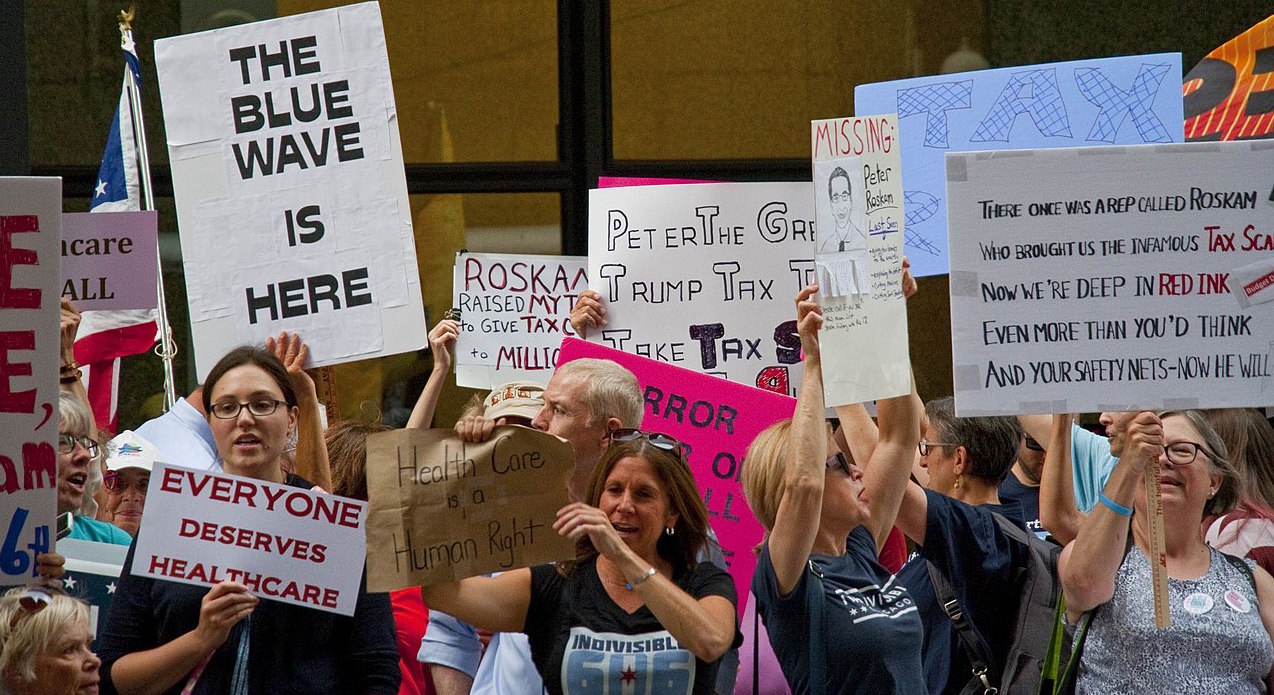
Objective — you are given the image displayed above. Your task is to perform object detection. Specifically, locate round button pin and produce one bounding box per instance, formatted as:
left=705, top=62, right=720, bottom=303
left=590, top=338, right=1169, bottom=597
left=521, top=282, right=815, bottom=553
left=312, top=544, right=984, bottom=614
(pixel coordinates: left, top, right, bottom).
left=1224, top=589, right=1251, bottom=614
left=1183, top=592, right=1214, bottom=615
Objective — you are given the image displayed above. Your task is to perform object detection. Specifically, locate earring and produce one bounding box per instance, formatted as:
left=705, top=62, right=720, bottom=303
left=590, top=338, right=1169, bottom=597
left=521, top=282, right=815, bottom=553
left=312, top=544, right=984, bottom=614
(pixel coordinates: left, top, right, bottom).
left=954, top=475, right=963, bottom=491
left=664, top=526, right=675, bottom=536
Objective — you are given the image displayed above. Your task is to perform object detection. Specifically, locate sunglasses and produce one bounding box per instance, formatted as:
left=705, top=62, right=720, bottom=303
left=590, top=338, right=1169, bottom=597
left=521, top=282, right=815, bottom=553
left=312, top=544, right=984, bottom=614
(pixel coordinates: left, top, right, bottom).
left=826, top=451, right=852, bottom=476
left=8, top=586, right=58, bottom=629
left=1023, top=436, right=1044, bottom=452
left=608, top=428, right=687, bottom=456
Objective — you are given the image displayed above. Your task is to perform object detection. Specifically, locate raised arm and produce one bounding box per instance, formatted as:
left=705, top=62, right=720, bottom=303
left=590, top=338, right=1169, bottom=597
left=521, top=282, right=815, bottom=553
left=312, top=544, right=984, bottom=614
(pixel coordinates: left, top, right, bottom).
left=765, top=285, right=827, bottom=596
left=1059, top=412, right=1160, bottom=615
left=59, top=299, right=93, bottom=429
left=267, top=332, right=331, bottom=491
left=1039, top=414, right=1085, bottom=544
left=407, top=319, right=459, bottom=429
left=860, top=373, right=921, bottom=551
left=420, top=570, right=533, bottom=636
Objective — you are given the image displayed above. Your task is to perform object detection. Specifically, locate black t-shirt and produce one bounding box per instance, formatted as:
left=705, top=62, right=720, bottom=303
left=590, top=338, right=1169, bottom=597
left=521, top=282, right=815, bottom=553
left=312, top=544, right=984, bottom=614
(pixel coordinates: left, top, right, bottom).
left=753, top=525, right=926, bottom=694
left=998, top=473, right=1045, bottom=538
left=525, top=558, right=738, bottom=695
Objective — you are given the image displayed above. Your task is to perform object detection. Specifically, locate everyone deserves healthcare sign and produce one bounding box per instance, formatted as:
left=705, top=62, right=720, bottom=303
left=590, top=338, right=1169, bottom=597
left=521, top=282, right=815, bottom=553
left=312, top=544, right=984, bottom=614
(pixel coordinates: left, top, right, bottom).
left=452, top=251, right=588, bottom=389
left=946, top=140, right=1274, bottom=415
left=856, top=53, right=1185, bottom=278
left=587, top=182, right=815, bottom=397
left=0, top=178, right=61, bottom=586
left=155, top=2, right=425, bottom=379
left=558, top=337, right=797, bottom=618
left=134, top=463, right=368, bottom=615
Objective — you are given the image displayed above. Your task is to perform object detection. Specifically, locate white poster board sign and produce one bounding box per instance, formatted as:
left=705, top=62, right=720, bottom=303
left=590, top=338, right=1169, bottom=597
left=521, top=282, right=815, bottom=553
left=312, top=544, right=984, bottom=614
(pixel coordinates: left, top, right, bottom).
left=587, top=183, right=815, bottom=396
left=452, top=252, right=587, bottom=390
left=155, top=2, right=425, bottom=379
left=811, top=116, right=911, bottom=406
left=0, top=178, right=61, bottom=587
left=133, top=463, right=367, bottom=615
left=947, top=141, right=1274, bottom=415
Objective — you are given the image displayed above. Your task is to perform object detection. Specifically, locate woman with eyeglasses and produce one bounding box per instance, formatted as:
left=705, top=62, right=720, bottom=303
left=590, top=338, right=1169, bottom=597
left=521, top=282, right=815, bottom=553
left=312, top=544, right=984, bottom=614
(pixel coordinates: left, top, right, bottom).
left=740, top=286, right=924, bottom=694
left=100, top=431, right=160, bottom=538
left=1060, top=410, right=1274, bottom=693
left=0, top=586, right=99, bottom=695
left=421, top=427, right=739, bottom=695
left=57, top=391, right=131, bottom=546
left=98, top=346, right=399, bottom=695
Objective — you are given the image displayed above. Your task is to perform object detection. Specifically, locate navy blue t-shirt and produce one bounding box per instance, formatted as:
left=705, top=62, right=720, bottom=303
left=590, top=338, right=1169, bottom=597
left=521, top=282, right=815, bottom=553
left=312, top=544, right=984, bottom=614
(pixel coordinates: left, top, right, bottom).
left=998, top=473, right=1045, bottom=538
left=896, top=489, right=1029, bottom=695
left=754, top=525, right=926, bottom=694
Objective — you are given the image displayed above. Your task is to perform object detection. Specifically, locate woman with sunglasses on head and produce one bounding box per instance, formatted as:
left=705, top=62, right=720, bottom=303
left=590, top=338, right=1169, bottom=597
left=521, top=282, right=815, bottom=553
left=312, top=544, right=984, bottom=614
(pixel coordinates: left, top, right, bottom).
left=422, top=428, right=739, bottom=695
left=1060, top=410, right=1274, bottom=693
left=57, top=392, right=131, bottom=546
left=740, top=285, right=924, bottom=694
left=0, top=586, right=99, bottom=695
left=98, top=346, right=399, bottom=695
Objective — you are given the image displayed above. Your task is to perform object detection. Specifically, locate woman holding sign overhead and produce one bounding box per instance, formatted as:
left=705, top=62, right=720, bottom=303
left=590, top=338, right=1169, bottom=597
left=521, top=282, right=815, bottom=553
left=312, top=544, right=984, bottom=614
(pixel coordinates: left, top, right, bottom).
left=421, top=430, right=739, bottom=695
left=1059, top=410, right=1274, bottom=693
left=98, top=346, right=399, bottom=695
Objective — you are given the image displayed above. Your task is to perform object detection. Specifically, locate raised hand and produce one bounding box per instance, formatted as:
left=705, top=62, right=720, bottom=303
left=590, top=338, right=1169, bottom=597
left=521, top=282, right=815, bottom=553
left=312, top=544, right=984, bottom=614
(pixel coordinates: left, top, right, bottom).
left=569, top=290, right=607, bottom=339
left=553, top=502, right=628, bottom=560
left=795, top=285, right=823, bottom=361
left=429, top=319, right=460, bottom=374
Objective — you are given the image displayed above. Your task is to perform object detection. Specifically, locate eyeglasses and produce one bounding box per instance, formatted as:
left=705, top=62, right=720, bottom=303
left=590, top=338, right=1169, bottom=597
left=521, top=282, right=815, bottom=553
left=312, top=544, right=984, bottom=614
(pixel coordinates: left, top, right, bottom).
left=918, top=439, right=957, bottom=457
left=210, top=399, right=286, bottom=420
left=57, top=434, right=99, bottom=458
left=608, top=428, right=686, bottom=456
left=103, top=471, right=150, bottom=493
left=830, top=191, right=852, bottom=204
left=1023, top=436, right=1045, bottom=452
left=826, top=452, right=851, bottom=476
left=1162, top=441, right=1213, bottom=466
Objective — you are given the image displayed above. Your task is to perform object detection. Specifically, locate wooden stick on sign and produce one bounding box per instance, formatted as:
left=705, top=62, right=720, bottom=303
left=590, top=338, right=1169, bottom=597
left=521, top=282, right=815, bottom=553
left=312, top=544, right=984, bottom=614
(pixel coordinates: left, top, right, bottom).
left=1145, top=457, right=1171, bottom=628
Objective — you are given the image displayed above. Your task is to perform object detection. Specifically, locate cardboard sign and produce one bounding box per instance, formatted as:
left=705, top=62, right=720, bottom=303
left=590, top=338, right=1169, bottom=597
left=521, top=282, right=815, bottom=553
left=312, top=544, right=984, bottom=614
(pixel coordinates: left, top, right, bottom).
left=452, top=251, right=588, bottom=389
left=133, top=463, right=368, bottom=615
left=946, top=141, right=1274, bottom=415
left=154, top=2, right=425, bottom=379
left=810, top=116, right=911, bottom=406
left=587, top=182, right=815, bottom=397
left=1185, top=15, right=1274, bottom=142
left=558, top=337, right=797, bottom=617
left=0, top=178, right=61, bottom=587
left=856, top=53, right=1185, bottom=278
left=60, top=211, right=158, bottom=311
left=364, top=426, right=575, bottom=591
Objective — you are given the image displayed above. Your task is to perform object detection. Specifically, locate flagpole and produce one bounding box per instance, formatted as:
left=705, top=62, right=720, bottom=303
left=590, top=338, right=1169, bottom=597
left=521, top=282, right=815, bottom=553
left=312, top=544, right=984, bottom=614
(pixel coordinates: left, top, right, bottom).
left=119, top=7, right=178, bottom=410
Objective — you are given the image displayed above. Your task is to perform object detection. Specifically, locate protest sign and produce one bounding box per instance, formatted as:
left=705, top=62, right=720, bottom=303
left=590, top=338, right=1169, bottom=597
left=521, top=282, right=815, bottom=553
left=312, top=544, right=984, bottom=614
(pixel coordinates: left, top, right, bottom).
left=856, top=53, right=1185, bottom=278
left=154, top=2, right=425, bottom=379
left=811, top=116, right=911, bottom=406
left=452, top=251, right=587, bottom=389
left=60, top=211, right=157, bottom=311
left=1184, top=14, right=1274, bottom=141
left=133, top=463, right=368, bottom=615
left=587, top=182, right=815, bottom=396
left=0, top=178, right=61, bottom=587
left=597, top=177, right=714, bottom=188
left=946, top=141, right=1274, bottom=415
left=558, top=337, right=797, bottom=617
left=364, top=425, right=575, bottom=591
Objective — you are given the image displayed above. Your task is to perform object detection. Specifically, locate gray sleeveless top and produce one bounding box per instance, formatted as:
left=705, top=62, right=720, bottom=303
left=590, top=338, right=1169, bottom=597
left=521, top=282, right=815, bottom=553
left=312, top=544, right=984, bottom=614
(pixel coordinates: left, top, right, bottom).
left=1078, top=545, right=1273, bottom=694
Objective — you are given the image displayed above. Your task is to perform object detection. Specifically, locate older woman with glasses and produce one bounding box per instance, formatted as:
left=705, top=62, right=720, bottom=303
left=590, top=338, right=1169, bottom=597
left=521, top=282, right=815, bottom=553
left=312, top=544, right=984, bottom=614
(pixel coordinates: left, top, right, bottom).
left=422, top=428, right=739, bottom=695
left=0, top=587, right=99, bottom=695
left=57, top=392, right=131, bottom=546
left=1060, top=410, right=1274, bottom=693
left=101, top=431, right=160, bottom=538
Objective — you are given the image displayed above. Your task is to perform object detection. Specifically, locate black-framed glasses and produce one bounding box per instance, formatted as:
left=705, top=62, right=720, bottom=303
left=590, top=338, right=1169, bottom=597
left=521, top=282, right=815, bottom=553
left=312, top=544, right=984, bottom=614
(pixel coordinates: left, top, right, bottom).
left=826, top=451, right=851, bottom=476
left=209, top=399, right=286, bottom=420
left=918, top=439, right=957, bottom=457
left=57, top=434, right=99, bottom=458
left=103, top=471, right=150, bottom=493
left=1162, top=441, right=1212, bottom=466
left=1023, top=436, right=1045, bottom=452
left=608, top=428, right=686, bottom=456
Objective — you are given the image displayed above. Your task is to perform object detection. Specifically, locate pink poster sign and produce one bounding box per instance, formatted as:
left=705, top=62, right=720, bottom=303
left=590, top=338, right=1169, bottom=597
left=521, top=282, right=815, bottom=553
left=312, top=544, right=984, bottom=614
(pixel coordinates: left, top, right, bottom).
left=60, top=211, right=158, bottom=311
left=558, top=337, right=795, bottom=616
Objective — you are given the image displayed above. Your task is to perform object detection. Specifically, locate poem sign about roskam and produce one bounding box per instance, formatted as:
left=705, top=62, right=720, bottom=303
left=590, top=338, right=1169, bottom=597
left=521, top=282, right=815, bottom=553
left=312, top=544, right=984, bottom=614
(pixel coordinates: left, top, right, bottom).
left=154, top=2, right=424, bottom=380
left=587, top=182, right=816, bottom=397
left=946, top=141, right=1274, bottom=416
left=810, top=116, right=911, bottom=406
left=0, top=178, right=61, bottom=587
left=133, top=463, right=369, bottom=616
left=363, top=426, right=576, bottom=591
left=452, top=251, right=588, bottom=390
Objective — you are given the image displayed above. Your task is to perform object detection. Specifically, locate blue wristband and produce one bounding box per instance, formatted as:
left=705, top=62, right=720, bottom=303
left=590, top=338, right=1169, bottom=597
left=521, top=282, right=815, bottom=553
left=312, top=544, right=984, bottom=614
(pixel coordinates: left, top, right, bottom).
left=1098, top=491, right=1133, bottom=517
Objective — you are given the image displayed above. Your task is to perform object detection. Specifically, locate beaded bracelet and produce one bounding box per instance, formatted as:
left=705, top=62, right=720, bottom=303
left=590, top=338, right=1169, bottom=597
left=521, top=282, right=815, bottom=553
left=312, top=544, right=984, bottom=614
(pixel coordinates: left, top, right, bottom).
left=625, top=566, right=657, bottom=591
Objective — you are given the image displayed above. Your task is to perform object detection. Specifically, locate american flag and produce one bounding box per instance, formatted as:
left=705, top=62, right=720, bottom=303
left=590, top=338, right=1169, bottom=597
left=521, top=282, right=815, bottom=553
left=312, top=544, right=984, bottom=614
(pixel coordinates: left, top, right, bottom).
left=78, top=27, right=159, bottom=433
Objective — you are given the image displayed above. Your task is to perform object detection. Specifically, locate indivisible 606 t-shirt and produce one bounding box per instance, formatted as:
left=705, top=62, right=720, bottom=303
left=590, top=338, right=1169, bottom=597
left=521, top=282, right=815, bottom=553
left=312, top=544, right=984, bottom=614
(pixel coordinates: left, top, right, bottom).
left=525, top=559, right=738, bottom=695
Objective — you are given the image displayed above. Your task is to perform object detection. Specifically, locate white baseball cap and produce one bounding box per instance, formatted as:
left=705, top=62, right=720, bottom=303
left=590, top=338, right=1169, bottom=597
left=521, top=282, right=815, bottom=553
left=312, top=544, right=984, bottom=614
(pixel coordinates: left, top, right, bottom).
left=106, top=430, right=162, bottom=473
